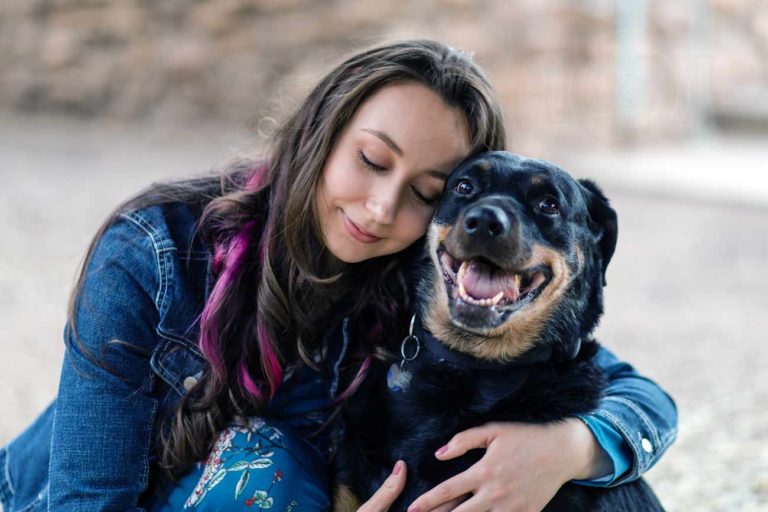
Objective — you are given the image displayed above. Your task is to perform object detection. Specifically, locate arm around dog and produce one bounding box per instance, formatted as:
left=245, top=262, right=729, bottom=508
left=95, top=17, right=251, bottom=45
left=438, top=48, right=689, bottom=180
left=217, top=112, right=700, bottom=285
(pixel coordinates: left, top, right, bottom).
left=575, top=345, right=678, bottom=487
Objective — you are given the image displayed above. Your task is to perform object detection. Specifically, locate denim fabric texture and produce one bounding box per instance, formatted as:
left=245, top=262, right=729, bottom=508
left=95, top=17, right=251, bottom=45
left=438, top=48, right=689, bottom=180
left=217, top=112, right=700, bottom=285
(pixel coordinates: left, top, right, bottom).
left=0, top=201, right=677, bottom=511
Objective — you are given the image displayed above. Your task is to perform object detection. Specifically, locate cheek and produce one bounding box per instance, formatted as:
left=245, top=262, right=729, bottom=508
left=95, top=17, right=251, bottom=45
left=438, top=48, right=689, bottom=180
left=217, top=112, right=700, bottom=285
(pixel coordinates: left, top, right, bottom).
left=321, top=151, right=369, bottom=202
left=396, top=207, right=432, bottom=244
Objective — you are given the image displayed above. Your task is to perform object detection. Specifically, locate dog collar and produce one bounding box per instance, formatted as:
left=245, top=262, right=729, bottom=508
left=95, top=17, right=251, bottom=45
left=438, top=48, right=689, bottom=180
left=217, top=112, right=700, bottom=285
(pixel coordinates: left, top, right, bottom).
left=386, top=314, right=556, bottom=394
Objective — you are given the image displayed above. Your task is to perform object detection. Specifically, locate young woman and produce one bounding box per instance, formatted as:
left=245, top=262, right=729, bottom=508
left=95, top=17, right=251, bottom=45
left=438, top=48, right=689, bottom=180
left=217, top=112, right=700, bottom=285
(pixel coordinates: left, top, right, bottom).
left=0, top=40, right=676, bottom=512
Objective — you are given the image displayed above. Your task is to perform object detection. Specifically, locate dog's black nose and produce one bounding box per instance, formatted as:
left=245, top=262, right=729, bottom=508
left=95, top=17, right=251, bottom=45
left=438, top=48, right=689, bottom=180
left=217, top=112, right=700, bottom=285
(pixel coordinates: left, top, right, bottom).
left=463, top=205, right=510, bottom=238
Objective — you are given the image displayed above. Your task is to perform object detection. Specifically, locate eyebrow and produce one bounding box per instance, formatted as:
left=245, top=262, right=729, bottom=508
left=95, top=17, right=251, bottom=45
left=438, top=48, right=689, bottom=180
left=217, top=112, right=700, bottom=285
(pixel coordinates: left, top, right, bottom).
left=363, top=129, right=403, bottom=156
left=362, top=128, right=449, bottom=181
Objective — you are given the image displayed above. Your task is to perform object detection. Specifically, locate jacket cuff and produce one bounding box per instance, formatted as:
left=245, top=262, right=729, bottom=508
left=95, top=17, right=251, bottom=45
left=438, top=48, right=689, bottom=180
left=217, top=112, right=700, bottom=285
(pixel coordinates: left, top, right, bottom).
left=586, top=396, right=678, bottom=486
left=572, top=413, right=632, bottom=487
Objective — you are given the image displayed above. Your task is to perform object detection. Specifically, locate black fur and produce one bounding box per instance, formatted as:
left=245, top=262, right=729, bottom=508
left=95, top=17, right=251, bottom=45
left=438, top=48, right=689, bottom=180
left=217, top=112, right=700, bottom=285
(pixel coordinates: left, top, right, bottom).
left=335, top=152, right=664, bottom=511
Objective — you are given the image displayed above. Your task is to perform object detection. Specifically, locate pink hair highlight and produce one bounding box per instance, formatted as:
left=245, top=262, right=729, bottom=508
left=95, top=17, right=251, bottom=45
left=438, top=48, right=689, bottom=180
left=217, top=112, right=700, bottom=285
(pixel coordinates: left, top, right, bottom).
left=333, top=355, right=372, bottom=404
left=199, top=162, right=276, bottom=388
left=257, top=319, right=283, bottom=400
left=198, top=219, right=258, bottom=382
left=199, top=162, right=288, bottom=401
left=245, top=164, right=268, bottom=190
left=238, top=361, right=264, bottom=400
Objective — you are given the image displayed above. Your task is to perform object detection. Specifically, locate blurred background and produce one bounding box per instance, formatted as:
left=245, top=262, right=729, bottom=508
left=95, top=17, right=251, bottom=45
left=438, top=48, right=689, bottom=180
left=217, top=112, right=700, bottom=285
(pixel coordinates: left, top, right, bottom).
left=0, top=0, right=766, bottom=510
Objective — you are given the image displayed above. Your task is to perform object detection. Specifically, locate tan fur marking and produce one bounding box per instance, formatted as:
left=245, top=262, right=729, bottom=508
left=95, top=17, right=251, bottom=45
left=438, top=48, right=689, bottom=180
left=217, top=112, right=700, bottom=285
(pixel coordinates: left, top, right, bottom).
left=424, top=224, right=451, bottom=335
left=333, top=484, right=362, bottom=512
left=476, top=160, right=491, bottom=171
left=432, top=223, right=451, bottom=245
left=424, top=240, right=579, bottom=362
left=530, top=174, right=546, bottom=185
left=575, top=244, right=584, bottom=267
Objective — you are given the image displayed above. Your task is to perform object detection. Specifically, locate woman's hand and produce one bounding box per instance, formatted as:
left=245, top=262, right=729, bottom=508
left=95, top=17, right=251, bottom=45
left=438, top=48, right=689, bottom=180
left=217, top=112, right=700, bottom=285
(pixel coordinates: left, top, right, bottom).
left=357, top=460, right=408, bottom=512
left=406, top=419, right=611, bottom=512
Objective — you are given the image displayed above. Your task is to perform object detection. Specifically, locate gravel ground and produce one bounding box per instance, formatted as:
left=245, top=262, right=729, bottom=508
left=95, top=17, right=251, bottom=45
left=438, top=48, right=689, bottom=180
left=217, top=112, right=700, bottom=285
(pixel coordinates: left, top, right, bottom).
left=1, top=114, right=766, bottom=511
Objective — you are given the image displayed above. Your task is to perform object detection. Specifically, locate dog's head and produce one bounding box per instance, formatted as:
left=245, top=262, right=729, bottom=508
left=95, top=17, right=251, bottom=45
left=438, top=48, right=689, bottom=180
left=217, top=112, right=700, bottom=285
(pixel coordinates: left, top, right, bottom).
left=417, top=151, right=618, bottom=362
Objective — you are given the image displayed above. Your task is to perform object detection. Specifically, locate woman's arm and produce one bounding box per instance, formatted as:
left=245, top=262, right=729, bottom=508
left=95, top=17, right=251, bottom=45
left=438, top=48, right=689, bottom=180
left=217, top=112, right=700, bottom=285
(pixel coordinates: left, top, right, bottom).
left=574, top=344, right=678, bottom=486
left=49, top=215, right=164, bottom=510
left=405, top=345, right=678, bottom=512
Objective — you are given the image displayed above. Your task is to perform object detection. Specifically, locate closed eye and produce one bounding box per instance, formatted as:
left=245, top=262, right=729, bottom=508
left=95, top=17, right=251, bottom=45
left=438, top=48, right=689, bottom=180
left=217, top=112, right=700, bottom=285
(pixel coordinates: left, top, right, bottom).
left=412, top=187, right=440, bottom=207
left=358, top=150, right=386, bottom=172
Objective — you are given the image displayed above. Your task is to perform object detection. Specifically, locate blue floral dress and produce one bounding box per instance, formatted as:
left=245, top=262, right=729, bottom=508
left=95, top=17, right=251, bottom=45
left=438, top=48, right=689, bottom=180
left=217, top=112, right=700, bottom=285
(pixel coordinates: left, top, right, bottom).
left=145, top=417, right=329, bottom=511
left=143, top=319, right=353, bottom=512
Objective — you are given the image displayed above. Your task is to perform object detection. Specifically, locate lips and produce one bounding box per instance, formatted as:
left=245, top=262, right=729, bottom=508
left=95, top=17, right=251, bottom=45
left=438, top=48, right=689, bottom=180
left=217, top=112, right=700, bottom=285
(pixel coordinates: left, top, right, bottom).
left=341, top=210, right=382, bottom=244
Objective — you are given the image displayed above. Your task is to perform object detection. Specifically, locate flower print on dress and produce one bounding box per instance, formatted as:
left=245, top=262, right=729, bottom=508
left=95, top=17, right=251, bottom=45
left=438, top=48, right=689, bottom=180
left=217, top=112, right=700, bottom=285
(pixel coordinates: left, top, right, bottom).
left=184, top=417, right=283, bottom=508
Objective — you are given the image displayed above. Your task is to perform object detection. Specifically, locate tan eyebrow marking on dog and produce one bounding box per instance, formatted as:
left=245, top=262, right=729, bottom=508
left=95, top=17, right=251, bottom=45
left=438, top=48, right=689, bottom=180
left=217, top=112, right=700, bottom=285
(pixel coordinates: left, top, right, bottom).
left=475, top=160, right=491, bottom=171
left=530, top=175, right=547, bottom=185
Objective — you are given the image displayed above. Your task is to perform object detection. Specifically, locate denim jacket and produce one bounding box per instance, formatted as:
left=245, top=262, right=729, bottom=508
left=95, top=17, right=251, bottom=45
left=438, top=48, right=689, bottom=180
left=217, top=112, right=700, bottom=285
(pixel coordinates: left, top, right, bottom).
left=0, top=201, right=677, bottom=512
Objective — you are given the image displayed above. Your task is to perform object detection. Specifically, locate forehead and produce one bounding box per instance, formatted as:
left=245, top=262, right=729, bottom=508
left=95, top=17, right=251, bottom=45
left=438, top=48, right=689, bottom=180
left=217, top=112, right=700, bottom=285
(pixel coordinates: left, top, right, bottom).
left=450, top=153, right=578, bottom=192
left=349, top=82, right=470, bottom=157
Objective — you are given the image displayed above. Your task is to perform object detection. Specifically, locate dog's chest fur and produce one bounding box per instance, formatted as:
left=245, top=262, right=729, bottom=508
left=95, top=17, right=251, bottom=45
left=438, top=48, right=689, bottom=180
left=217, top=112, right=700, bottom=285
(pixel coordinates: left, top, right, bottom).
left=339, top=333, right=605, bottom=510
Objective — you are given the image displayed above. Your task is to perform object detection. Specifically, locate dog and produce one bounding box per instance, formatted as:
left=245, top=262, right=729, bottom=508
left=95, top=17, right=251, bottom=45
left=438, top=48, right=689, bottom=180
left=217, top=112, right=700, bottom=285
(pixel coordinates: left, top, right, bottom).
left=333, top=151, right=665, bottom=511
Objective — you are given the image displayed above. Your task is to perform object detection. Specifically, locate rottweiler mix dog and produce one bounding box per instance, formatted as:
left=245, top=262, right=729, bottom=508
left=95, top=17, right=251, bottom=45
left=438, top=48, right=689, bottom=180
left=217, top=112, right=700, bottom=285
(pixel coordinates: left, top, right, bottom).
left=334, top=152, right=665, bottom=511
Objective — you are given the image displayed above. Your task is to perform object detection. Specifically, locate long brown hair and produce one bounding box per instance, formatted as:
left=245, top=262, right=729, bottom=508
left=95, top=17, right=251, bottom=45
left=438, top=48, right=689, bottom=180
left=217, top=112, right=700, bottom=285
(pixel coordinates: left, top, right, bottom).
left=65, top=39, right=507, bottom=479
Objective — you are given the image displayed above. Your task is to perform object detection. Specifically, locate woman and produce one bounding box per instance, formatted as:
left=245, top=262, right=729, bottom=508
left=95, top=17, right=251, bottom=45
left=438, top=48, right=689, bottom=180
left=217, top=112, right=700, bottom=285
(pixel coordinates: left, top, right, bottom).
left=0, top=40, right=676, bottom=512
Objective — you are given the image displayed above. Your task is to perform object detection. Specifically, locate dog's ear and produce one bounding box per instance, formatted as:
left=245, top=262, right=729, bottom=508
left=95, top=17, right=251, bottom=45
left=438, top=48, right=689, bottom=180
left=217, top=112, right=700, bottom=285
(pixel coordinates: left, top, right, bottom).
left=578, top=179, right=618, bottom=286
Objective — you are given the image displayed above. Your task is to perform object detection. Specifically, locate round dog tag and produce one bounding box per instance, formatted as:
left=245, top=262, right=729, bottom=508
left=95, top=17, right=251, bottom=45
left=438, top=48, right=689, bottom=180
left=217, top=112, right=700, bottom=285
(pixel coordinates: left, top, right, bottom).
left=387, top=363, right=413, bottom=393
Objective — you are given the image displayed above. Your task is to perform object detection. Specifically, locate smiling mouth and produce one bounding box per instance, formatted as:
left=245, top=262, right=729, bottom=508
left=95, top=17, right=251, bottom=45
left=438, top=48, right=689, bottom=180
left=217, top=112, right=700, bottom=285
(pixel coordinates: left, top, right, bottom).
left=437, top=244, right=551, bottom=311
left=342, top=210, right=383, bottom=244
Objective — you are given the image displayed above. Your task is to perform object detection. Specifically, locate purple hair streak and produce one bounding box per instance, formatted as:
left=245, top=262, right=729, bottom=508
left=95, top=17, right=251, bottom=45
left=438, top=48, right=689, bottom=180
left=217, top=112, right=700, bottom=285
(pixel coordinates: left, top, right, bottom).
left=198, top=163, right=285, bottom=401
left=333, top=355, right=372, bottom=404
left=198, top=219, right=258, bottom=383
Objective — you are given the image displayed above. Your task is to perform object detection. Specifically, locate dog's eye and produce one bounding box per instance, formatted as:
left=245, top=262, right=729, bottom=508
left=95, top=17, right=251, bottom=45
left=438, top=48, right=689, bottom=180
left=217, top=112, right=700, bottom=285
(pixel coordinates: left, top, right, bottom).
left=538, top=198, right=560, bottom=216
left=455, top=180, right=474, bottom=195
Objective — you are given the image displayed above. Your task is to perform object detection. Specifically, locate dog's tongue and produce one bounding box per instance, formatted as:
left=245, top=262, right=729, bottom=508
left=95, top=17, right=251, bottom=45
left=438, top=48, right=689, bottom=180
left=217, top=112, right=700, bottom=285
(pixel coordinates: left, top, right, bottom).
left=460, top=260, right=520, bottom=301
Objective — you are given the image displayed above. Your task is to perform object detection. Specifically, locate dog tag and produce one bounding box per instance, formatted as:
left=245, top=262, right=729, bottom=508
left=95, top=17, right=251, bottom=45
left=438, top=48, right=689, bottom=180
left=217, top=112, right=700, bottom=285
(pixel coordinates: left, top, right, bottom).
left=387, top=363, right=412, bottom=393
left=387, top=315, right=421, bottom=393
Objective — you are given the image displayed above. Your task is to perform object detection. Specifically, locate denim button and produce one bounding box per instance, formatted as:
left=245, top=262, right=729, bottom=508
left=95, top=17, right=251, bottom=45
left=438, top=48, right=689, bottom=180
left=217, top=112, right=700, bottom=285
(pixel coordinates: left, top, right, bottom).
left=183, top=376, right=199, bottom=391
left=641, top=437, right=653, bottom=453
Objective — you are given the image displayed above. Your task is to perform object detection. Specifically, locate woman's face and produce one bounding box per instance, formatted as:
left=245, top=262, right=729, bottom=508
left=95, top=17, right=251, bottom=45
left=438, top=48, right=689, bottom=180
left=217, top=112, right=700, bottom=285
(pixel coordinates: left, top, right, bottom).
left=315, top=82, right=471, bottom=263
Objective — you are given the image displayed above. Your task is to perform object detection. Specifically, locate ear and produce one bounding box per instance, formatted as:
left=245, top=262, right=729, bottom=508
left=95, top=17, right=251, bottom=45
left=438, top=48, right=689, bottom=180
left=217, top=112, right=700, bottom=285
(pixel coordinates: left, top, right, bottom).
left=578, top=179, right=618, bottom=286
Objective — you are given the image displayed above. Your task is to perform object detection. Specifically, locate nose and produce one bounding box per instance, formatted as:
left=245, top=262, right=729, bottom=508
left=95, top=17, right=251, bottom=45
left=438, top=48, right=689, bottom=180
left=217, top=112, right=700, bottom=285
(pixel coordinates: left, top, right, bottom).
left=463, top=204, right=510, bottom=238
left=365, top=187, right=398, bottom=225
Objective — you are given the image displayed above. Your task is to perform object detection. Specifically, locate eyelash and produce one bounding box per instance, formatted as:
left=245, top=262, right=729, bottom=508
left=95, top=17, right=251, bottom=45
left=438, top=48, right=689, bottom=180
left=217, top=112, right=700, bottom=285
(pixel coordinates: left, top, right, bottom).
left=358, top=149, right=386, bottom=172
left=357, top=150, right=439, bottom=207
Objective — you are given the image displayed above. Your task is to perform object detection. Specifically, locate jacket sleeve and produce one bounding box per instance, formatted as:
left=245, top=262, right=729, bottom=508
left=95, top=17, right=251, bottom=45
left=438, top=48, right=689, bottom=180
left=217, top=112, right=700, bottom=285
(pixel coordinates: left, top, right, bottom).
left=48, top=214, right=163, bottom=511
left=574, top=345, right=678, bottom=487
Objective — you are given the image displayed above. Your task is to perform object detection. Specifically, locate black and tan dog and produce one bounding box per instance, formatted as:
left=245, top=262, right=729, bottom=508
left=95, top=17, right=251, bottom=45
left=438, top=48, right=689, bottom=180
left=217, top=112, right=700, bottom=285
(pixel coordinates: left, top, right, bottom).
left=334, top=152, right=665, bottom=511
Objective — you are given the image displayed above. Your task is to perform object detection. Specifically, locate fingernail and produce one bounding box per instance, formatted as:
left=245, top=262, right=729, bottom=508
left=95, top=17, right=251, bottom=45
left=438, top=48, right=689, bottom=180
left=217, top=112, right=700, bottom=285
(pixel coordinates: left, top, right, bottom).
left=392, top=460, right=403, bottom=475
left=435, top=444, right=448, bottom=456
left=407, top=506, right=420, bottom=512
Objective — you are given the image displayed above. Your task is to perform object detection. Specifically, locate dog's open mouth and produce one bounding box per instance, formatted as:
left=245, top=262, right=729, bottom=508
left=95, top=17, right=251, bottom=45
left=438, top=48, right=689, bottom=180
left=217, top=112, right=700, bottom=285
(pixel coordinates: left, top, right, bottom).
left=437, top=244, right=551, bottom=312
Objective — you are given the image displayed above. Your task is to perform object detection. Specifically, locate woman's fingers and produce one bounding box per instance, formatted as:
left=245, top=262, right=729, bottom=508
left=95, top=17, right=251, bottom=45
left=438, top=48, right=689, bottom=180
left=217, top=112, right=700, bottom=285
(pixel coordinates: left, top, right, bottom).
left=407, top=470, right=477, bottom=512
left=435, top=424, right=497, bottom=461
left=358, top=460, right=407, bottom=512
left=429, top=495, right=469, bottom=512
left=449, top=493, right=495, bottom=512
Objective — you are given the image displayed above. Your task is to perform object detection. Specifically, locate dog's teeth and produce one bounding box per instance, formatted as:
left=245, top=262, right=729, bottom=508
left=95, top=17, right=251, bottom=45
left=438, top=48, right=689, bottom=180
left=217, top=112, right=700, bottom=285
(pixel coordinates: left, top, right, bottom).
left=489, top=291, right=504, bottom=306
left=458, top=261, right=468, bottom=281
left=459, top=282, right=469, bottom=300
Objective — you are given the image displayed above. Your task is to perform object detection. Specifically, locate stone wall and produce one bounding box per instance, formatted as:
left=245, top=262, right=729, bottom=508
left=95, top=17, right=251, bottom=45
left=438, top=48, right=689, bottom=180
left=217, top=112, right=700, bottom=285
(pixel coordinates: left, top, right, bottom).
left=0, top=0, right=765, bottom=151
